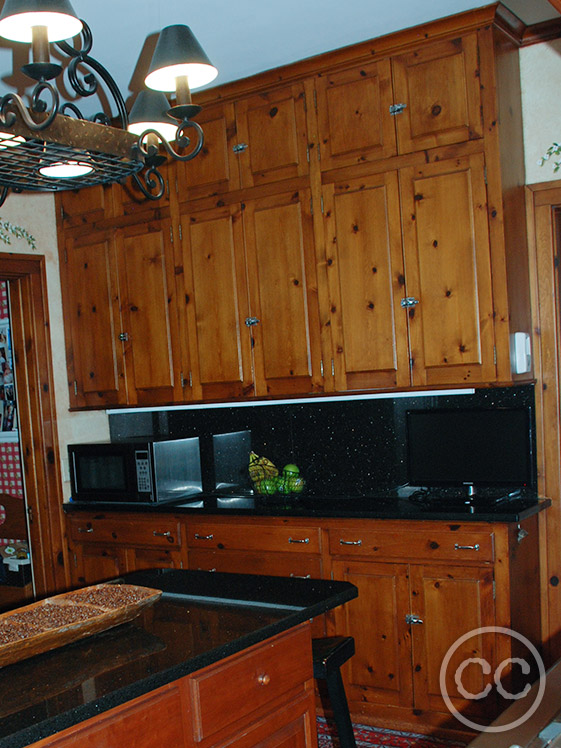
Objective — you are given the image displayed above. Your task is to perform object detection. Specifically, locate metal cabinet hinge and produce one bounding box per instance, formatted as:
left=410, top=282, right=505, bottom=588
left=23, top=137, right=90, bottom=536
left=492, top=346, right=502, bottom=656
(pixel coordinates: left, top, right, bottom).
left=492, top=580, right=496, bottom=600
left=169, top=225, right=173, bottom=243
left=320, top=359, right=324, bottom=377
left=389, top=103, right=407, bottom=116
left=73, top=380, right=78, bottom=396
left=233, top=143, right=248, bottom=153
left=493, top=345, right=497, bottom=365
left=310, top=197, right=313, bottom=216
left=401, top=297, right=420, bottom=308
left=313, top=89, right=318, bottom=110
left=306, top=145, right=310, bottom=163
left=405, top=614, right=423, bottom=625
left=178, top=224, right=183, bottom=241
left=245, top=317, right=260, bottom=327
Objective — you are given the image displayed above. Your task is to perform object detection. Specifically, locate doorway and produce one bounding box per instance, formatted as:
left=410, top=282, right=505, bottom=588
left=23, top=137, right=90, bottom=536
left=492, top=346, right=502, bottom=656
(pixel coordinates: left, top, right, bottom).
left=0, top=254, right=67, bottom=605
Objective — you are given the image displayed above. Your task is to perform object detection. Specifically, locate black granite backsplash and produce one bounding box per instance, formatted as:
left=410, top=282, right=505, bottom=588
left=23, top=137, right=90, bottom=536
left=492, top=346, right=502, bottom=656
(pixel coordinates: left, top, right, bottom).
left=108, top=385, right=536, bottom=499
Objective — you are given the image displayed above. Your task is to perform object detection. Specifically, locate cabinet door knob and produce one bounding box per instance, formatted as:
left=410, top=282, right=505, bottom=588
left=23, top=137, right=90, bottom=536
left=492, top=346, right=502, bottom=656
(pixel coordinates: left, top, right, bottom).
left=405, top=614, right=423, bottom=625
left=194, top=533, right=214, bottom=540
left=454, top=543, right=480, bottom=551
left=257, top=673, right=271, bottom=686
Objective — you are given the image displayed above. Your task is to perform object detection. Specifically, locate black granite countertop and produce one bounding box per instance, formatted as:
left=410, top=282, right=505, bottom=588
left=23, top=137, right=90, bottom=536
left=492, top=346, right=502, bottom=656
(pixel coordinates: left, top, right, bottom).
left=64, top=492, right=551, bottom=523
left=0, top=569, right=357, bottom=748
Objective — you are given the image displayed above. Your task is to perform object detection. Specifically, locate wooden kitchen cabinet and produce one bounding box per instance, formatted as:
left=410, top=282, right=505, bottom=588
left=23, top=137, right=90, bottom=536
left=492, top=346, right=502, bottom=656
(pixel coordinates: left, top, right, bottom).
left=60, top=228, right=127, bottom=408
left=66, top=512, right=187, bottom=586
left=177, top=188, right=325, bottom=399
left=114, top=219, right=188, bottom=405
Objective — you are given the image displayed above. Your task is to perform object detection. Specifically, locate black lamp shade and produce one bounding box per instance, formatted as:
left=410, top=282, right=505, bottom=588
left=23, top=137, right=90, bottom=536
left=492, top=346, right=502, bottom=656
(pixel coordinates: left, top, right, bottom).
left=145, top=24, right=217, bottom=92
left=128, top=90, right=178, bottom=142
left=0, top=0, right=82, bottom=42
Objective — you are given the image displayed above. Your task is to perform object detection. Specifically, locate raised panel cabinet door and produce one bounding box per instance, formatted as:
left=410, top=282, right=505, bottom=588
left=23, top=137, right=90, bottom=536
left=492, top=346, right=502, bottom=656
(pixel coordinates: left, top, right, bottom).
left=391, top=34, right=483, bottom=153
left=70, top=543, right=125, bottom=587
left=322, top=172, right=410, bottom=391
left=408, top=564, right=496, bottom=718
left=400, top=153, right=496, bottom=386
left=315, top=59, right=397, bottom=171
left=58, top=184, right=113, bottom=226
left=243, top=190, right=324, bottom=397
left=61, top=230, right=127, bottom=407
left=330, top=559, right=413, bottom=709
left=235, top=83, right=309, bottom=188
left=176, top=100, right=240, bottom=200
left=177, top=203, right=253, bottom=400
left=116, top=220, right=186, bottom=404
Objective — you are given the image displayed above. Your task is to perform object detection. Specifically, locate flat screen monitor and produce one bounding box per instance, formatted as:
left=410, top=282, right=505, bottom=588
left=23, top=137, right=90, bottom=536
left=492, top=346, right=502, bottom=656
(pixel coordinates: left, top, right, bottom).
left=406, top=407, right=535, bottom=490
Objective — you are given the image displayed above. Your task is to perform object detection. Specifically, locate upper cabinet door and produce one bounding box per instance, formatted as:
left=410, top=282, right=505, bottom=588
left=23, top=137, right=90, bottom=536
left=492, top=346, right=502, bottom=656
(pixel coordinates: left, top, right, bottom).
left=115, top=220, right=185, bottom=405
left=61, top=230, right=127, bottom=407
left=322, top=172, right=410, bottom=391
left=392, top=34, right=483, bottom=154
left=235, top=83, right=309, bottom=188
left=400, top=153, right=496, bottom=387
left=176, top=101, right=241, bottom=201
left=243, top=189, right=324, bottom=398
left=58, top=184, right=113, bottom=227
left=177, top=203, right=254, bottom=401
left=315, top=59, right=397, bottom=171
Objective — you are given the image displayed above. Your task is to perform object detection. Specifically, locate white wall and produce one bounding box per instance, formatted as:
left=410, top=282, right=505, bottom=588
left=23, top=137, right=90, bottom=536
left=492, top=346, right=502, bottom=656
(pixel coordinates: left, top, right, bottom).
left=520, top=39, right=561, bottom=185
left=0, top=192, right=109, bottom=500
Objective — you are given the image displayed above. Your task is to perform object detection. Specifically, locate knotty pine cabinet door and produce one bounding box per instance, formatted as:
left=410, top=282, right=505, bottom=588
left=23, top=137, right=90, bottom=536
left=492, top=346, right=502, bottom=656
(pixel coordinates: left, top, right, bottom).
left=329, top=558, right=496, bottom=718
left=243, top=189, right=324, bottom=397
left=322, top=171, right=410, bottom=391
left=315, top=59, right=397, bottom=171
left=61, top=229, right=127, bottom=408
left=391, top=34, right=483, bottom=153
left=234, top=82, right=310, bottom=188
left=115, top=220, right=188, bottom=405
left=400, top=153, right=497, bottom=386
left=176, top=202, right=254, bottom=401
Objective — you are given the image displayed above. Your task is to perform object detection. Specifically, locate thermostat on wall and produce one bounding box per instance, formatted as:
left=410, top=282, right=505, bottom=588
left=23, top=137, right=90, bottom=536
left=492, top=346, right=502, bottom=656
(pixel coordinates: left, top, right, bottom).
left=510, top=332, right=532, bottom=375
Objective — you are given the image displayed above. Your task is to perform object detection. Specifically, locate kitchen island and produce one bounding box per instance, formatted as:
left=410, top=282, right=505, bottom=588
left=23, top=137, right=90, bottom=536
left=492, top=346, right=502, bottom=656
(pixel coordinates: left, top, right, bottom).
left=0, top=569, right=357, bottom=748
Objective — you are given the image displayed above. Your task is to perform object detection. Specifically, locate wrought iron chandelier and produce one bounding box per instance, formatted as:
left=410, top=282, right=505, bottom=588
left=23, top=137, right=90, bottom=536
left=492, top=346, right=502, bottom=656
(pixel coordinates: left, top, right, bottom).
left=0, top=0, right=218, bottom=206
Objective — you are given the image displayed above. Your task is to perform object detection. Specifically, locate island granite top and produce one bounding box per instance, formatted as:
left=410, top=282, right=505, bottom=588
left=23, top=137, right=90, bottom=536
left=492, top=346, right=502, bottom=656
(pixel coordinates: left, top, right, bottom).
left=0, top=569, right=357, bottom=748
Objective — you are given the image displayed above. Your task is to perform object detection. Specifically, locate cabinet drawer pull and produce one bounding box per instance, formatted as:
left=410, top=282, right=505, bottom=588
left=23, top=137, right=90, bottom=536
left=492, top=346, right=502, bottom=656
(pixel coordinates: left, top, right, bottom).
left=454, top=543, right=480, bottom=551
left=340, top=539, right=362, bottom=546
left=257, top=673, right=271, bottom=686
left=197, top=567, right=217, bottom=572
left=78, top=527, right=94, bottom=533
left=290, top=573, right=311, bottom=578
left=405, top=614, right=423, bottom=625
left=288, top=537, right=309, bottom=544
left=153, top=531, right=171, bottom=537
left=194, top=533, right=214, bottom=540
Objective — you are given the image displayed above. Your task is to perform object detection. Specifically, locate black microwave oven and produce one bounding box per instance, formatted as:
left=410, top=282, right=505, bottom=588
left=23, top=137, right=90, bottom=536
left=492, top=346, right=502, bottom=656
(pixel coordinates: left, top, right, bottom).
left=68, top=438, right=203, bottom=504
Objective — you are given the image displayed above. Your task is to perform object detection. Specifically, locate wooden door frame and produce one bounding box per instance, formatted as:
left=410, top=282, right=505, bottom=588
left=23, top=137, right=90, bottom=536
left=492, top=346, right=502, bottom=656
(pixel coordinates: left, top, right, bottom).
left=1, top=253, right=67, bottom=597
left=526, top=181, right=561, bottom=663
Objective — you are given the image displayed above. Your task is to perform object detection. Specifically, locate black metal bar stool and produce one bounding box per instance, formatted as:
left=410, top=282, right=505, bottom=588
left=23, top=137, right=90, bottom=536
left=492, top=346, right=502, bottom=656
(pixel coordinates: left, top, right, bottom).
left=312, top=636, right=357, bottom=748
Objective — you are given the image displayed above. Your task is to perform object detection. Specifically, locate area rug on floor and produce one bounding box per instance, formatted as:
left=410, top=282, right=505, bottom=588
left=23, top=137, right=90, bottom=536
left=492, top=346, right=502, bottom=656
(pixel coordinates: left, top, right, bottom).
left=316, top=717, right=467, bottom=748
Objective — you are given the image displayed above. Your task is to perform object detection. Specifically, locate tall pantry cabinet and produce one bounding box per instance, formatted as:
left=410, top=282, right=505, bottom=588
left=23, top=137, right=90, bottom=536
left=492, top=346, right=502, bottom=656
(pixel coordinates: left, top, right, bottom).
left=56, top=4, right=530, bottom=408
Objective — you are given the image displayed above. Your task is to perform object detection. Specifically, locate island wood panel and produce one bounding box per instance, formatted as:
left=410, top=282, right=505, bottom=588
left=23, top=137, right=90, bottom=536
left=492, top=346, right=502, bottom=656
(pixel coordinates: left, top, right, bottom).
left=235, top=83, right=310, bottom=188
left=115, top=220, right=186, bottom=404
left=322, top=171, right=410, bottom=390
left=26, top=624, right=317, bottom=748
left=314, top=59, right=397, bottom=171
left=176, top=202, right=254, bottom=400
left=391, top=33, right=483, bottom=154
left=61, top=229, right=127, bottom=407
left=243, top=189, right=324, bottom=397
left=399, top=153, right=497, bottom=386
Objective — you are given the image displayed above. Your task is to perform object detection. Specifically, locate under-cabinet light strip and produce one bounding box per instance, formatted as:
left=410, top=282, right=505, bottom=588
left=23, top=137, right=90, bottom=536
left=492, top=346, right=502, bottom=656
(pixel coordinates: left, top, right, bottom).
left=106, top=389, right=476, bottom=415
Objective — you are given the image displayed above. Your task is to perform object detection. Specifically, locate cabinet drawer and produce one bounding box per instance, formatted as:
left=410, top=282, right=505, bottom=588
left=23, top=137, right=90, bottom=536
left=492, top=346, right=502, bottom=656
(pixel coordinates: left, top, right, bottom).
left=329, top=528, right=494, bottom=561
left=187, top=522, right=321, bottom=553
left=68, top=516, right=182, bottom=548
left=189, top=549, right=322, bottom=578
left=189, top=625, right=312, bottom=741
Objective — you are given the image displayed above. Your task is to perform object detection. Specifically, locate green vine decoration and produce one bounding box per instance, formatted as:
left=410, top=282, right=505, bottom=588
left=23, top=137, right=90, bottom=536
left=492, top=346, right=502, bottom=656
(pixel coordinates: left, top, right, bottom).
left=0, top=219, right=36, bottom=251
left=540, top=143, right=561, bottom=173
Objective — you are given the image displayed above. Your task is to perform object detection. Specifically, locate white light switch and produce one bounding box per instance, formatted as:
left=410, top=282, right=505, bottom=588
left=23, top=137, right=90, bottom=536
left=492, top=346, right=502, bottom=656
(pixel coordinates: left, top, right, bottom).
left=510, top=332, right=531, bottom=375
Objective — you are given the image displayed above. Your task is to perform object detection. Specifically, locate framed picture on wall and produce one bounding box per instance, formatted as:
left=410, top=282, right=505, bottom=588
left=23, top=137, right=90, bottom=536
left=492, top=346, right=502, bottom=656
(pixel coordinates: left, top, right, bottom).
left=2, top=401, right=15, bottom=431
